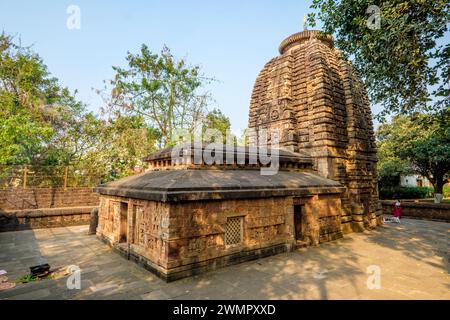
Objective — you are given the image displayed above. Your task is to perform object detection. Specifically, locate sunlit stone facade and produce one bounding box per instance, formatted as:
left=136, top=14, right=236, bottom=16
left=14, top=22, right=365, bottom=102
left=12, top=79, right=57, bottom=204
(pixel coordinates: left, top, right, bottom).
left=95, top=30, right=381, bottom=281
left=248, top=30, right=381, bottom=232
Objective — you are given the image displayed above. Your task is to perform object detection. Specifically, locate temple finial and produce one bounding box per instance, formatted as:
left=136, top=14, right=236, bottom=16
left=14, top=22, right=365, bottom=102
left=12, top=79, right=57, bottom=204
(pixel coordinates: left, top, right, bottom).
left=303, top=14, right=308, bottom=31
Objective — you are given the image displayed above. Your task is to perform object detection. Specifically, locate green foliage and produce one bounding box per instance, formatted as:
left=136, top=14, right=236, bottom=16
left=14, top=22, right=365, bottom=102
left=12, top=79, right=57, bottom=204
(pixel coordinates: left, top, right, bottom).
left=381, top=186, right=433, bottom=200
left=1, top=33, right=224, bottom=183
left=15, top=274, right=38, bottom=283
left=308, top=0, right=450, bottom=119
left=78, top=115, right=160, bottom=182
left=377, top=126, right=413, bottom=188
left=376, top=110, right=450, bottom=194
left=15, top=273, right=56, bottom=284
left=234, top=128, right=249, bottom=146
left=0, top=32, right=86, bottom=166
left=379, top=186, right=433, bottom=200
left=104, top=44, right=214, bottom=146
left=0, top=33, right=161, bottom=182
left=377, top=161, right=407, bottom=188
left=444, top=185, right=450, bottom=198
left=0, top=111, right=53, bottom=164
left=202, top=108, right=231, bottom=143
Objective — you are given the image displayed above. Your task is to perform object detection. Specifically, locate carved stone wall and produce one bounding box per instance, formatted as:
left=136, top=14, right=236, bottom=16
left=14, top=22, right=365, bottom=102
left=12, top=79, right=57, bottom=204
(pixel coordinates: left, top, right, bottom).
left=97, top=192, right=344, bottom=280
left=248, top=30, right=381, bottom=232
left=293, top=193, right=343, bottom=245
left=167, top=198, right=291, bottom=272
left=97, top=196, right=170, bottom=269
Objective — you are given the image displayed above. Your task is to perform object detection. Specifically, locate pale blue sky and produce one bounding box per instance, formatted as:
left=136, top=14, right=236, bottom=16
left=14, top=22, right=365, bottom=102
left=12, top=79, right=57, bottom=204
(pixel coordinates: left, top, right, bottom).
left=0, top=0, right=319, bottom=132
left=1, top=1, right=447, bottom=132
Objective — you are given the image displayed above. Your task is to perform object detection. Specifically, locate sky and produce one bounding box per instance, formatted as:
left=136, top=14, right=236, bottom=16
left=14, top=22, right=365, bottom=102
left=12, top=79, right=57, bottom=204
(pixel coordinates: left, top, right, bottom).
left=2, top=1, right=446, bottom=132
left=0, top=0, right=321, bottom=133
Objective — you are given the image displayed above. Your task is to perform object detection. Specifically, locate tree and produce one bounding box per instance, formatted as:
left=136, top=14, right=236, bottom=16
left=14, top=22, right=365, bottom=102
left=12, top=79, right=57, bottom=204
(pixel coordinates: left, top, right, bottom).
left=376, top=110, right=450, bottom=195
left=0, top=110, right=53, bottom=164
left=308, top=0, right=450, bottom=120
left=376, top=124, right=413, bottom=188
left=77, top=115, right=160, bottom=181
left=376, top=148, right=412, bottom=189
left=0, top=33, right=86, bottom=165
left=202, top=108, right=231, bottom=143
left=0, top=33, right=159, bottom=186
left=104, top=44, right=214, bottom=147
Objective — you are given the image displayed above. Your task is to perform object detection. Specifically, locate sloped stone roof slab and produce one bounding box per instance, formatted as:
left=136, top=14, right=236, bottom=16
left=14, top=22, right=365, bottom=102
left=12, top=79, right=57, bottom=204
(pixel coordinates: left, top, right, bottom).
left=94, top=170, right=345, bottom=202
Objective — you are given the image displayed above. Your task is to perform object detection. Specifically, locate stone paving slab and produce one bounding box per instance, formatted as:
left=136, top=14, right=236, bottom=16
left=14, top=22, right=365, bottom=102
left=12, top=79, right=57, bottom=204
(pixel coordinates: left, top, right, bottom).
left=0, top=218, right=448, bottom=300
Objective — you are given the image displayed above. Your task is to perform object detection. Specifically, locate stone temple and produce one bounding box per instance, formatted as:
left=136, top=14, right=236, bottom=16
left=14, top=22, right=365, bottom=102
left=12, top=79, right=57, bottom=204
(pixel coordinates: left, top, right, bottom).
left=94, top=30, right=381, bottom=281
left=248, top=30, right=381, bottom=233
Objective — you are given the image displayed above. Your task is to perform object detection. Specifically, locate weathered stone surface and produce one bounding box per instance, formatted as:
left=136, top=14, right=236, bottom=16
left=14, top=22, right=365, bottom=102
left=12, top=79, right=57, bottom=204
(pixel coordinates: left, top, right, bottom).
left=248, top=30, right=381, bottom=230
left=88, top=208, right=99, bottom=235
left=1, top=221, right=448, bottom=300
left=93, top=29, right=382, bottom=281
left=0, top=187, right=99, bottom=211
left=96, top=192, right=344, bottom=280
left=0, top=206, right=95, bottom=231
left=94, top=169, right=344, bottom=202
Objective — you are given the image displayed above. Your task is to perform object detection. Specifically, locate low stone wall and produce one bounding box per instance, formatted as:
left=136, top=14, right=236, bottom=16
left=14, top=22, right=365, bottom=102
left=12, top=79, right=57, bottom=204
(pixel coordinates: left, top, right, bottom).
left=0, top=187, right=99, bottom=211
left=381, top=200, right=450, bottom=222
left=0, top=206, right=96, bottom=232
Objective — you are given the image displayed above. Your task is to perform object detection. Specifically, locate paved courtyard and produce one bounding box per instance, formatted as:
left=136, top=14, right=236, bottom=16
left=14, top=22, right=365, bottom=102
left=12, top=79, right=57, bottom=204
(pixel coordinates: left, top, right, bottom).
left=0, top=218, right=448, bottom=300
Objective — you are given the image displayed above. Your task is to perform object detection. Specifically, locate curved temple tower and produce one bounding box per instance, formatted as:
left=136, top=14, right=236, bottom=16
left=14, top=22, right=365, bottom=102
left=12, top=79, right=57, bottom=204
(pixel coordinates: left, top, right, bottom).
left=248, top=30, right=381, bottom=232
left=94, top=29, right=382, bottom=281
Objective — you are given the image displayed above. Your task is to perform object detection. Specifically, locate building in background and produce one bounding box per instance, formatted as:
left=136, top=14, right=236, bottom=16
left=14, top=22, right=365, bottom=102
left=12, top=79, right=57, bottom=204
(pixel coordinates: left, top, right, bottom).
left=400, top=175, right=433, bottom=188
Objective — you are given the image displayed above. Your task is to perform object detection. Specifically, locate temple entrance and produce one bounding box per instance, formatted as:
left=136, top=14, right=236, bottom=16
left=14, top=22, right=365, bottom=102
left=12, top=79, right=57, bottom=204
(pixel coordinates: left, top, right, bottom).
left=119, top=202, right=128, bottom=243
left=294, top=204, right=303, bottom=240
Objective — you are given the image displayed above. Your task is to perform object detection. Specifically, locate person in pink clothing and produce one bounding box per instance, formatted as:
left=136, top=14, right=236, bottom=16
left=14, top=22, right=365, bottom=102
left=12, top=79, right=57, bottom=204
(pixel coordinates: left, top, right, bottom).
left=392, top=200, right=402, bottom=220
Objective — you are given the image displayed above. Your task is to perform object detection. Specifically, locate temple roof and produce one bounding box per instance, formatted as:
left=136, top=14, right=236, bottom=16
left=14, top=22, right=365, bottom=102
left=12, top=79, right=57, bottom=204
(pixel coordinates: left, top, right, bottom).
left=279, top=30, right=333, bottom=54
left=143, top=143, right=313, bottom=167
left=94, top=169, right=344, bottom=202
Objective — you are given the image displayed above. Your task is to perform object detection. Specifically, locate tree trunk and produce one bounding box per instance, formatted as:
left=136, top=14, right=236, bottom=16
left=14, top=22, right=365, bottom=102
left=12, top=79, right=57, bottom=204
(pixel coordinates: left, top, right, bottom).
left=434, top=174, right=445, bottom=203
left=435, top=177, right=444, bottom=194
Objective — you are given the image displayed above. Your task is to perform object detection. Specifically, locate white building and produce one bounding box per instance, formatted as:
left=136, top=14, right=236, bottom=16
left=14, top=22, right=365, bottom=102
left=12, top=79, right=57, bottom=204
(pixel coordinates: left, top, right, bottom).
left=400, top=175, right=432, bottom=188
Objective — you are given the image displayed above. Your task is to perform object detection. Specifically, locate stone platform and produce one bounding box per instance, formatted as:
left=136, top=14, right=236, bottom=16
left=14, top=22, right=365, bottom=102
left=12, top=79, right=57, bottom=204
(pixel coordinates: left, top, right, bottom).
left=0, top=218, right=448, bottom=300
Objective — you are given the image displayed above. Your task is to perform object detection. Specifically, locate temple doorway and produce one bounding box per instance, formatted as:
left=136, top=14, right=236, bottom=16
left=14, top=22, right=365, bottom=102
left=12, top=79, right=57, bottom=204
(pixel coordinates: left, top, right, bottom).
left=119, top=202, right=128, bottom=243
left=294, top=204, right=303, bottom=241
